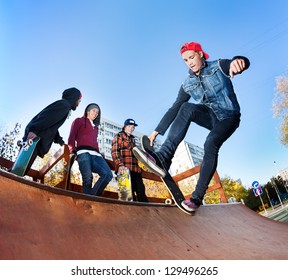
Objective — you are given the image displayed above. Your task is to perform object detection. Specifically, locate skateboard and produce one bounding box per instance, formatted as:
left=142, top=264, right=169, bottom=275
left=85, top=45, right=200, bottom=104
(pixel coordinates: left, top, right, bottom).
left=161, top=172, right=193, bottom=215
left=11, top=136, right=40, bottom=176
left=138, top=135, right=193, bottom=215
left=65, top=154, right=76, bottom=190
left=141, top=134, right=154, bottom=153
left=116, top=168, right=133, bottom=201
left=132, top=146, right=166, bottom=177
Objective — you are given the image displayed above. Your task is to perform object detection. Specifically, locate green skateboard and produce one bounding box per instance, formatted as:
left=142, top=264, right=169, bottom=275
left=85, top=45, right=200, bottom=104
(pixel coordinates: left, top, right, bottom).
left=117, top=168, right=133, bottom=201
left=11, top=136, right=40, bottom=176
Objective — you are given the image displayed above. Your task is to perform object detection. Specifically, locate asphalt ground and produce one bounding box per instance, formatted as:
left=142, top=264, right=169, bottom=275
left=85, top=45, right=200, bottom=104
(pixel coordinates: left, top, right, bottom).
left=266, top=204, right=288, bottom=223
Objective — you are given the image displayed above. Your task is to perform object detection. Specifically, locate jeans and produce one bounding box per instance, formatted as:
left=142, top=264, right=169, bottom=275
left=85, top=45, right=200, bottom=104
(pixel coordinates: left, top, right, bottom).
left=158, top=102, right=240, bottom=203
left=77, top=153, right=113, bottom=196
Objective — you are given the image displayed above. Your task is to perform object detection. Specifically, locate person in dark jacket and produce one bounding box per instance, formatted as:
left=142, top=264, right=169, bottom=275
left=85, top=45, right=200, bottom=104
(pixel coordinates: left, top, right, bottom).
left=15, top=87, right=82, bottom=175
left=133, top=41, right=250, bottom=212
left=68, top=103, right=113, bottom=196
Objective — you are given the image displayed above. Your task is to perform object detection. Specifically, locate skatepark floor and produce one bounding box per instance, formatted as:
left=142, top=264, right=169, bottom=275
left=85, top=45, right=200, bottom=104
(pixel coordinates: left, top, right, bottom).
left=1, top=169, right=288, bottom=260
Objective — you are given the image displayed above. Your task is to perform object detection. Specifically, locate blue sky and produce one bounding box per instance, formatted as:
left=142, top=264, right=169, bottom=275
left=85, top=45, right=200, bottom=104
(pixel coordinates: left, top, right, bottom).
left=1, top=0, right=288, bottom=187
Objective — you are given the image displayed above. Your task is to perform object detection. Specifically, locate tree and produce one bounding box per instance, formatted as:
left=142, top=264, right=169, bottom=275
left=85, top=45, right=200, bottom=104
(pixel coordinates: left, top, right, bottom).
left=244, top=188, right=262, bottom=211
left=221, top=177, right=248, bottom=201
left=244, top=177, right=288, bottom=211
left=272, top=73, right=288, bottom=146
left=32, top=150, right=65, bottom=186
left=0, top=123, right=21, bottom=164
left=204, top=176, right=248, bottom=204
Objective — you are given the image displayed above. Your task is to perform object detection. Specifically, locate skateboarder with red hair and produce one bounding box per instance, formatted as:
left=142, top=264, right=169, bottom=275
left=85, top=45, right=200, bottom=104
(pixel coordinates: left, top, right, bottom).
left=133, top=41, right=250, bottom=212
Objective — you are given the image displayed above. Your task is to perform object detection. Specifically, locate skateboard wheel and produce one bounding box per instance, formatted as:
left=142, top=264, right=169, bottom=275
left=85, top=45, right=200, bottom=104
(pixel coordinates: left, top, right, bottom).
left=165, top=198, right=172, bottom=205
left=17, top=140, right=22, bottom=147
left=27, top=139, right=33, bottom=146
left=63, top=160, right=67, bottom=166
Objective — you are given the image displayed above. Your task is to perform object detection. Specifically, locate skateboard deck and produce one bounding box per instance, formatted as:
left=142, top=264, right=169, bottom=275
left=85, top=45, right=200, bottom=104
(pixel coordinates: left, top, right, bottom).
left=65, top=154, right=76, bottom=190
left=138, top=136, right=193, bottom=215
left=141, top=135, right=154, bottom=153
left=132, top=146, right=166, bottom=177
left=117, top=168, right=133, bottom=201
left=161, top=172, right=193, bottom=215
left=11, top=136, right=40, bottom=176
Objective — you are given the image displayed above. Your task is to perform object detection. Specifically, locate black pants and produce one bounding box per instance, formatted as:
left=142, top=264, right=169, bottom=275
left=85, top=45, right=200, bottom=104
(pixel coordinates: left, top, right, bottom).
left=130, top=171, right=148, bottom=202
left=159, top=103, right=240, bottom=203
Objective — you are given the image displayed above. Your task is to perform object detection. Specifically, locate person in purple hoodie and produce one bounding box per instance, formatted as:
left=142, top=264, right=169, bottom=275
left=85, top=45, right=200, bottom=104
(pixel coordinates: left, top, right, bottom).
left=68, top=103, right=112, bottom=196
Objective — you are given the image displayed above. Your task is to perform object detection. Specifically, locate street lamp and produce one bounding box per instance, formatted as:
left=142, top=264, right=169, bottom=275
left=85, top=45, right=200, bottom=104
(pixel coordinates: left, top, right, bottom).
left=271, top=177, right=284, bottom=208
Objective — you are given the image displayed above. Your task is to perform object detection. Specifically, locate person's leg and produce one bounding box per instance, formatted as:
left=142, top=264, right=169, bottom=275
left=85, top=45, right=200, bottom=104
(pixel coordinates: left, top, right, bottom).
left=191, top=117, right=240, bottom=205
left=130, top=172, right=148, bottom=202
left=90, top=155, right=113, bottom=196
left=158, top=103, right=213, bottom=166
left=77, top=153, right=93, bottom=195
left=134, top=103, right=212, bottom=176
left=129, top=172, right=138, bottom=201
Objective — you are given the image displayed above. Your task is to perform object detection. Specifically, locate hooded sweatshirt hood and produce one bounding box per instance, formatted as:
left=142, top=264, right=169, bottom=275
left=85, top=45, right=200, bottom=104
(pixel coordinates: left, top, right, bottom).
left=62, top=87, right=82, bottom=110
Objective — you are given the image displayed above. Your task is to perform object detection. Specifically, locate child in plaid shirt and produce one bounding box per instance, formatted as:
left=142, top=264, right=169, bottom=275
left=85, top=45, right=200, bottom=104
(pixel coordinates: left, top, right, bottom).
left=111, top=119, right=148, bottom=202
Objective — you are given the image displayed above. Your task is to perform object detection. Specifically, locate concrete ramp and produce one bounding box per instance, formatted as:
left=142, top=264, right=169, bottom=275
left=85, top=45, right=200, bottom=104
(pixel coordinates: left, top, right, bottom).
left=0, top=170, right=287, bottom=260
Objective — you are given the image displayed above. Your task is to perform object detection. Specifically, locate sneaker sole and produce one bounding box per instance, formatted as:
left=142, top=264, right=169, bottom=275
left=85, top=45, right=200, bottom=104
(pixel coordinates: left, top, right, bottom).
left=132, top=147, right=166, bottom=177
left=181, top=201, right=198, bottom=212
left=141, top=135, right=154, bottom=153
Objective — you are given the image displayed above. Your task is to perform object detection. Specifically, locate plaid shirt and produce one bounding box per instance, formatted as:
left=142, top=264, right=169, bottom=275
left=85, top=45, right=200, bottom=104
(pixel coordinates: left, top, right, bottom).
left=111, top=131, right=141, bottom=173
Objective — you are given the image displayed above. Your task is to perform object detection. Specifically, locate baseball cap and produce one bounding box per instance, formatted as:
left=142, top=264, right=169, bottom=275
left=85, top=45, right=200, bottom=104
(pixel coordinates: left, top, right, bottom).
left=124, top=118, right=138, bottom=126
left=180, top=42, right=209, bottom=60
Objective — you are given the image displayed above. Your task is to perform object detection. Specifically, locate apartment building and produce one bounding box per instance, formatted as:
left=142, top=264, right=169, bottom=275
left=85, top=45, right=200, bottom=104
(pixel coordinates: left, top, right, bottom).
left=98, top=118, right=203, bottom=173
left=97, top=118, right=162, bottom=160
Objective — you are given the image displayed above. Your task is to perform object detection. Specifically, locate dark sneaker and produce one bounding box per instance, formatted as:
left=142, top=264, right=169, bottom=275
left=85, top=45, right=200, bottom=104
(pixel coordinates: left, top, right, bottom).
left=141, top=135, right=172, bottom=171
left=132, top=147, right=166, bottom=177
left=141, top=135, right=154, bottom=153
left=181, top=199, right=200, bottom=212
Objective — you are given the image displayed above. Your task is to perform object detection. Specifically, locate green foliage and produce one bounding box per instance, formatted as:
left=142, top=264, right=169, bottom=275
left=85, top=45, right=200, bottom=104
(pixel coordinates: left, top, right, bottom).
left=243, top=188, right=260, bottom=211
left=272, top=176, right=288, bottom=193
left=205, top=176, right=248, bottom=204
left=143, top=179, right=169, bottom=198
left=222, top=177, right=248, bottom=201
left=0, top=123, right=21, bottom=163
left=244, top=177, right=288, bottom=211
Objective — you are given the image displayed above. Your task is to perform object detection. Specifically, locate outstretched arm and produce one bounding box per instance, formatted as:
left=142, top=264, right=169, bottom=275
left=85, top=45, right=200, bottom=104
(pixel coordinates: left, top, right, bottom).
left=229, top=58, right=248, bottom=78
left=220, top=56, right=250, bottom=78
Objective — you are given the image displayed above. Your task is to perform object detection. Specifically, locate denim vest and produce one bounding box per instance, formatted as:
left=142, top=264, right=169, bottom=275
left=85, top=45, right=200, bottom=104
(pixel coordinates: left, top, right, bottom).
left=182, top=60, right=241, bottom=121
